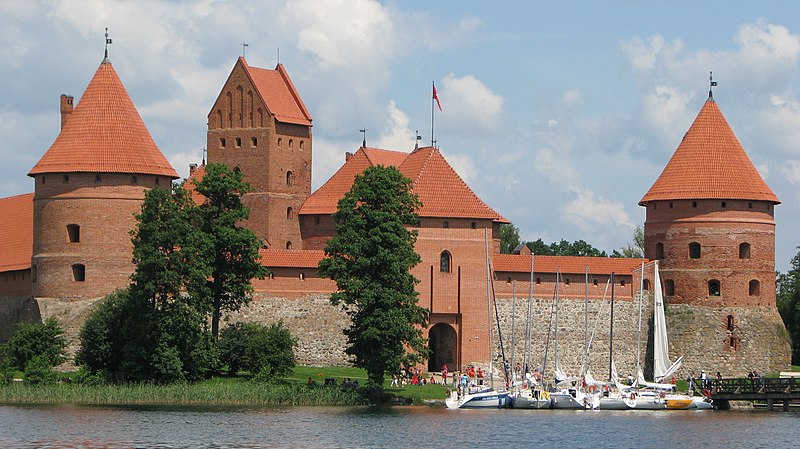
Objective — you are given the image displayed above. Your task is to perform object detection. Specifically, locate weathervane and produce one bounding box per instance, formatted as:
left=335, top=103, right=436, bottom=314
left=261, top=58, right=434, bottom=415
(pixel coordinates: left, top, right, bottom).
left=104, top=27, right=112, bottom=61
left=709, top=71, right=718, bottom=100
left=359, top=128, right=368, bottom=148
left=242, top=41, right=249, bottom=58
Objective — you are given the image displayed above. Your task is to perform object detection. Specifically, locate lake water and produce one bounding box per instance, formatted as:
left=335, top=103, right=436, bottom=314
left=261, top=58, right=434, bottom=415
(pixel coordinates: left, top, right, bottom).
left=0, top=404, right=797, bottom=449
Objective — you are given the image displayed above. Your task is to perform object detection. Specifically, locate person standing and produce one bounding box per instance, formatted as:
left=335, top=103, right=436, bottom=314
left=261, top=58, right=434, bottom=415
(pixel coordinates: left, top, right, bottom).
left=687, top=372, right=696, bottom=395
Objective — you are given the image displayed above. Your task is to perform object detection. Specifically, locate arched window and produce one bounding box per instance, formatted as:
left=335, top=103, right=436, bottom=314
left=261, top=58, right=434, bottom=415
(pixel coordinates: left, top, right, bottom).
left=689, top=242, right=701, bottom=259
left=233, top=166, right=241, bottom=174
left=286, top=171, right=294, bottom=186
left=665, top=279, right=675, bottom=296
left=220, top=137, right=226, bottom=148
left=278, top=137, right=283, bottom=147
left=299, top=140, right=305, bottom=150
left=656, top=242, right=664, bottom=260
left=536, top=277, right=541, bottom=285
left=565, top=278, right=570, bottom=286
left=286, top=241, right=292, bottom=250
left=749, top=279, right=760, bottom=296
left=727, top=315, right=735, bottom=332
left=739, top=242, right=751, bottom=259
left=708, top=279, right=721, bottom=296
left=289, top=139, right=294, bottom=149
left=66, top=224, right=80, bottom=243
left=593, top=279, right=598, bottom=286
left=287, top=207, right=294, bottom=220
left=72, top=264, right=85, bottom=282
left=440, top=251, right=452, bottom=273
left=506, top=277, right=512, bottom=284
left=620, top=280, right=626, bottom=287
left=235, top=137, right=242, bottom=147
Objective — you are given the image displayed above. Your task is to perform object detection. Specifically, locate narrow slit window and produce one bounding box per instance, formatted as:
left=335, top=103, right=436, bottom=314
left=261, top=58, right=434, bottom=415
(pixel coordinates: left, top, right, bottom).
left=67, top=224, right=80, bottom=243
left=708, top=280, right=721, bottom=297
left=739, top=242, right=751, bottom=259
left=689, top=242, right=701, bottom=259
left=440, top=251, right=452, bottom=273
left=72, top=264, right=86, bottom=282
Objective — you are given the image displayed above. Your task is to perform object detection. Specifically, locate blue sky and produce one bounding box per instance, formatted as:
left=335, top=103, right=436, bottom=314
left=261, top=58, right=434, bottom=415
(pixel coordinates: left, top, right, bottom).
left=2, top=1, right=799, bottom=271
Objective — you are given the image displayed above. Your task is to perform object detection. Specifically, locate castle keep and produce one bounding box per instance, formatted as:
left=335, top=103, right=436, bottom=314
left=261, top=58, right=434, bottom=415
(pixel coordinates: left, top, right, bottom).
left=0, top=51, right=790, bottom=376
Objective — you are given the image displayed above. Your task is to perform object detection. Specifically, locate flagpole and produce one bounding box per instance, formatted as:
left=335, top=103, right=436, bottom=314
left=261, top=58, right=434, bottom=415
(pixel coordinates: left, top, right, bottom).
left=431, top=81, right=435, bottom=148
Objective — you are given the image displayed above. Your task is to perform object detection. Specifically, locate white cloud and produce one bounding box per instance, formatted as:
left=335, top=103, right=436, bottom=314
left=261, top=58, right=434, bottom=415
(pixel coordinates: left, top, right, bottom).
left=782, top=160, right=800, bottom=186
left=564, top=189, right=635, bottom=231
left=534, top=148, right=580, bottom=188
left=562, top=89, right=583, bottom=106
left=374, top=101, right=415, bottom=151
left=440, top=150, right=477, bottom=184
left=439, top=73, right=504, bottom=130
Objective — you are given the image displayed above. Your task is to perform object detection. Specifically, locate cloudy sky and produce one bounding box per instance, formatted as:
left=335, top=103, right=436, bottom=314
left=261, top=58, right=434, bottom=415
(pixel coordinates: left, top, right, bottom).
left=2, top=1, right=800, bottom=271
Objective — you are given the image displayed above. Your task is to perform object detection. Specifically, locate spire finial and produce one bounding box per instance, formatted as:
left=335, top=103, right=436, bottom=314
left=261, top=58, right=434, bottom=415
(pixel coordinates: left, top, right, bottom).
left=104, top=27, right=112, bottom=62
left=242, top=41, right=249, bottom=58
left=709, top=71, right=718, bottom=101
left=359, top=128, right=368, bottom=148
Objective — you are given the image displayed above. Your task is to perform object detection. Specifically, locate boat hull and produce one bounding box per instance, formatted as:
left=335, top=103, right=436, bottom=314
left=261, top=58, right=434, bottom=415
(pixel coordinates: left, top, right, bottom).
left=446, top=390, right=510, bottom=409
left=511, top=390, right=551, bottom=409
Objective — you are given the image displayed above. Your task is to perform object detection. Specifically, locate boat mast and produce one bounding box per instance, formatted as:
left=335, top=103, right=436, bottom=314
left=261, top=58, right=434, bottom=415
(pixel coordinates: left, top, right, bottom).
left=484, top=227, right=494, bottom=390
left=582, top=264, right=589, bottom=376
left=608, top=272, right=615, bottom=380
left=523, top=253, right=534, bottom=375
left=636, top=262, right=645, bottom=377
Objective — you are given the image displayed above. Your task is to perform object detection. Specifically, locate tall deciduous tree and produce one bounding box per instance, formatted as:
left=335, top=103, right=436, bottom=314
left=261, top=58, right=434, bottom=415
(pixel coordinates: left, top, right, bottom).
left=778, top=247, right=800, bottom=364
left=499, top=223, right=522, bottom=254
left=193, top=163, right=268, bottom=339
left=319, top=165, right=429, bottom=387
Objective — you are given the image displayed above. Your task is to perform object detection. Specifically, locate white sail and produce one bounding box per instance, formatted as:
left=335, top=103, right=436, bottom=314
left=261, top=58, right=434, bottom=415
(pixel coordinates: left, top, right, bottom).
left=652, top=261, right=682, bottom=381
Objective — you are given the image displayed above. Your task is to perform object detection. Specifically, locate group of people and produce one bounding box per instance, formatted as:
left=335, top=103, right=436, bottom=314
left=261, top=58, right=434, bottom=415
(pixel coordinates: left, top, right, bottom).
left=686, top=370, right=722, bottom=395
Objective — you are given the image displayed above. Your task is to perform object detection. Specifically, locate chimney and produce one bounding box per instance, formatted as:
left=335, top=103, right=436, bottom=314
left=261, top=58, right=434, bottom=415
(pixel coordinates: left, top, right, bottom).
left=60, top=94, right=74, bottom=130
left=189, top=163, right=198, bottom=176
left=345, top=152, right=353, bottom=161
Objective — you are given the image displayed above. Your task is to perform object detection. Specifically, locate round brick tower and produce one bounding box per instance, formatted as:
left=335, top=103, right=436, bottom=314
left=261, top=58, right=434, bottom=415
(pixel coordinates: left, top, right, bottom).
left=28, top=58, right=178, bottom=299
left=639, top=93, right=790, bottom=374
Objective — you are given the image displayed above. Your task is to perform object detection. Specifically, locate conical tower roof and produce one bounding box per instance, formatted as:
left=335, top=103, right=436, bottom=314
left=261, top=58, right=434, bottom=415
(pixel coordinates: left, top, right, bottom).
left=29, top=60, right=178, bottom=178
left=639, top=98, right=779, bottom=205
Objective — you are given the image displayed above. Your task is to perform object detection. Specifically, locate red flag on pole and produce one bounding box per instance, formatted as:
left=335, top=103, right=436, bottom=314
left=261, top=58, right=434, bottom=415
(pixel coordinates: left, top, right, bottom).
left=433, top=84, right=443, bottom=111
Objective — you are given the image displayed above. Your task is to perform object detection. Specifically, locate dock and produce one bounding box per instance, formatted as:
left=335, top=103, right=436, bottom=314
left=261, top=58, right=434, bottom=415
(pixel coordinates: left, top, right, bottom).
left=710, top=377, right=800, bottom=411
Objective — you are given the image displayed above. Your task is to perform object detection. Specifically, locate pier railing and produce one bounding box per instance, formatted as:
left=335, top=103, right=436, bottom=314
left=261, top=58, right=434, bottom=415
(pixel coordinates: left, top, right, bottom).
left=708, top=377, right=800, bottom=410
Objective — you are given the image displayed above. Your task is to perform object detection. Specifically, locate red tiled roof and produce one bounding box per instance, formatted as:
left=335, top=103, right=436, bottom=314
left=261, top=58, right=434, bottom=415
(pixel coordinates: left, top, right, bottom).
left=29, top=60, right=178, bottom=178
left=640, top=99, right=779, bottom=205
left=299, top=146, right=508, bottom=222
left=258, top=249, right=325, bottom=268
left=242, top=58, right=312, bottom=126
left=0, top=193, right=33, bottom=272
left=493, top=254, right=647, bottom=276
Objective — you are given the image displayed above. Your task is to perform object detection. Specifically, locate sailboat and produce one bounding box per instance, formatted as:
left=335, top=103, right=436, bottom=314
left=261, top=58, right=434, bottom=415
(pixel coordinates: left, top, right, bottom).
left=445, top=228, right=510, bottom=409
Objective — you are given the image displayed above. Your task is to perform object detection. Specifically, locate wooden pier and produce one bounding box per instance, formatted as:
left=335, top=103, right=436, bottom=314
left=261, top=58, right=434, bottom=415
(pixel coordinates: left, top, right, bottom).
left=709, top=377, right=800, bottom=410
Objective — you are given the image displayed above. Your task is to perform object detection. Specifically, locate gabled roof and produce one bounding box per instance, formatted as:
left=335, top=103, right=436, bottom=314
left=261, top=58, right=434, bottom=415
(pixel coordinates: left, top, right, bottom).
left=640, top=98, right=779, bottom=205
left=493, top=254, right=646, bottom=276
left=299, top=146, right=508, bottom=222
left=29, top=60, right=178, bottom=178
left=0, top=193, right=33, bottom=273
left=211, top=58, right=312, bottom=126
left=258, top=249, right=325, bottom=268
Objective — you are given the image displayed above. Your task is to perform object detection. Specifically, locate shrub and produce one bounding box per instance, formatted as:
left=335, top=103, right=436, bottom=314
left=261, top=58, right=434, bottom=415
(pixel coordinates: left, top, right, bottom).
left=24, top=355, right=59, bottom=385
left=218, top=321, right=297, bottom=380
left=6, top=318, right=67, bottom=371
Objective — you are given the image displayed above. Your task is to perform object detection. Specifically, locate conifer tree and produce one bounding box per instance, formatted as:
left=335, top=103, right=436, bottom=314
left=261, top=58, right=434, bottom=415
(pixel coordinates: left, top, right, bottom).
left=319, top=165, right=429, bottom=387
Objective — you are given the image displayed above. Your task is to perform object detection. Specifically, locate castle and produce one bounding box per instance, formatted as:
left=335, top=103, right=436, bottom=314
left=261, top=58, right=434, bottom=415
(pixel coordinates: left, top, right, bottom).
left=0, top=51, right=790, bottom=377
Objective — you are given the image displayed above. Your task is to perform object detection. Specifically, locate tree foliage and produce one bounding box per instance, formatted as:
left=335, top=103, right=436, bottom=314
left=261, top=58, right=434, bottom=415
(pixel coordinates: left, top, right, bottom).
left=5, top=318, right=66, bottom=371
left=193, top=163, right=268, bottom=339
left=499, top=223, right=522, bottom=254
left=778, top=247, right=800, bottom=364
left=611, top=226, right=645, bottom=258
left=526, top=238, right=608, bottom=257
left=319, top=165, right=429, bottom=387
left=218, top=321, right=297, bottom=379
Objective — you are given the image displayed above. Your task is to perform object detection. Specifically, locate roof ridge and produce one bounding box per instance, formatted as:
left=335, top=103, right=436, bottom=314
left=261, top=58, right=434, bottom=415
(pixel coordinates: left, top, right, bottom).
left=275, top=63, right=312, bottom=124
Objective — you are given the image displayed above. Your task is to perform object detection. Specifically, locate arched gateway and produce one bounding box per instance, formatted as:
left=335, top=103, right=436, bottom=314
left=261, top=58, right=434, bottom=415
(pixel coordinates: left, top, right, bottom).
left=427, top=323, right=457, bottom=373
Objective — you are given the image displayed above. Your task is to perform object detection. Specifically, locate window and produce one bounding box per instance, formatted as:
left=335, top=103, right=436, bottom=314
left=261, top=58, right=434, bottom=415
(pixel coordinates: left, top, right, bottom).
left=443, top=221, right=449, bottom=229
left=471, top=221, right=476, bottom=229
left=41, top=176, right=46, bottom=184
left=593, top=279, right=598, bottom=286
left=315, top=216, right=320, bottom=225
left=299, top=140, right=304, bottom=150
left=748, top=202, right=753, bottom=209
left=727, top=315, right=735, bottom=332
left=268, top=272, right=274, bottom=280
left=286, top=171, right=294, bottom=186
left=739, top=242, right=751, bottom=259
left=220, top=138, right=226, bottom=148
left=656, top=242, right=664, bottom=260
left=287, top=207, right=293, bottom=220
left=251, top=137, right=258, bottom=147
left=235, top=137, right=242, bottom=147
left=289, top=139, right=294, bottom=149
left=692, top=201, right=698, bottom=208
left=643, top=279, right=651, bottom=291
left=72, top=264, right=85, bottom=282
left=233, top=166, right=241, bottom=174
left=689, top=242, right=701, bottom=259
left=749, top=280, right=760, bottom=296
left=620, top=280, right=626, bottom=287
left=155, top=177, right=160, bottom=186
left=536, top=277, right=541, bottom=285
left=506, top=277, right=512, bottom=284
left=95, top=174, right=101, bottom=183
left=565, top=278, right=570, bottom=286
left=299, top=273, right=305, bottom=280
left=278, top=138, right=283, bottom=147
left=131, top=176, right=138, bottom=184
left=721, top=201, right=727, bottom=208
left=286, top=241, right=292, bottom=250
left=67, top=224, right=80, bottom=243
left=669, top=202, right=673, bottom=209
left=708, top=280, right=721, bottom=296
left=665, top=279, right=675, bottom=296
left=63, top=175, right=69, bottom=183
left=440, top=251, right=452, bottom=273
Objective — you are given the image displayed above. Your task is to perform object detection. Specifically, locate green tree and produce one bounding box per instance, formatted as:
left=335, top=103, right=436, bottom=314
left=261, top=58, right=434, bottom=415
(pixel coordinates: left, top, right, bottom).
left=319, top=165, right=429, bottom=387
left=778, top=247, right=800, bottom=364
left=613, top=226, right=644, bottom=258
left=524, top=238, right=607, bottom=256
left=218, top=321, right=297, bottom=379
left=193, top=163, right=268, bottom=340
left=5, top=318, right=67, bottom=371
left=499, top=223, right=522, bottom=254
